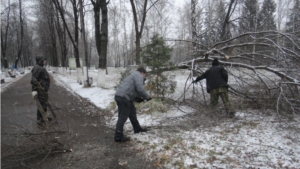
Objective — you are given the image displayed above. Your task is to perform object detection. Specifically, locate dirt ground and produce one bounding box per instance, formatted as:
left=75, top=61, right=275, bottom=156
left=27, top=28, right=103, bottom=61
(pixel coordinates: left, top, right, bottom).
left=1, top=73, right=159, bottom=169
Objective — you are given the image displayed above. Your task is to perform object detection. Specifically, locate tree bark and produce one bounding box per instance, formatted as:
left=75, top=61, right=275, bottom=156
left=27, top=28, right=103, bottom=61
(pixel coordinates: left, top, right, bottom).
left=51, top=0, right=81, bottom=68
left=220, top=0, right=236, bottom=41
left=54, top=2, right=68, bottom=67
left=130, top=0, right=148, bottom=65
left=91, top=0, right=101, bottom=68
left=91, top=0, right=108, bottom=70
left=99, top=0, right=108, bottom=69
left=48, top=1, right=59, bottom=67
left=1, top=0, right=11, bottom=69
left=14, top=0, right=24, bottom=69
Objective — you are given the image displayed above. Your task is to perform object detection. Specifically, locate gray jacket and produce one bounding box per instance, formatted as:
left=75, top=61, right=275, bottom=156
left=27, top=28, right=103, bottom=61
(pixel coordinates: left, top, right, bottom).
left=115, top=71, right=150, bottom=101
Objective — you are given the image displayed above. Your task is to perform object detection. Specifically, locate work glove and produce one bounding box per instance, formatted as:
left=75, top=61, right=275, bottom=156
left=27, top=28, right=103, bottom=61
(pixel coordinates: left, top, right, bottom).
left=146, top=97, right=152, bottom=101
left=192, top=80, right=197, bottom=84
left=32, top=91, right=38, bottom=99
left=134, top=97, right=144, bottom=103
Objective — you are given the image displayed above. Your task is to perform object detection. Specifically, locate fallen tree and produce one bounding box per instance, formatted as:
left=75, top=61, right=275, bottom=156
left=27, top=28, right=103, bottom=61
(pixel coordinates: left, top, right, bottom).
left=177, top=31, right=300, bottom=115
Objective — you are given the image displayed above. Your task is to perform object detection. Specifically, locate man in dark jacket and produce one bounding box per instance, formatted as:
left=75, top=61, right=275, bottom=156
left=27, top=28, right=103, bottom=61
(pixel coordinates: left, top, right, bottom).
left=193, top=58, right=234, bottom=117
left=114, top=67, right=152, bottom=142
left=31, top=56, right=51, bottom=123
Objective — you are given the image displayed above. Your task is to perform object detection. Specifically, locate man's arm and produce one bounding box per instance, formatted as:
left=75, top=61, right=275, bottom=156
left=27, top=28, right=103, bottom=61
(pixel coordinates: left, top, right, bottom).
left=31, top=68, right=41, bottom=91
left=193, top=72, right=206, bottom=83
left=134, top=73, right=150, bottom=100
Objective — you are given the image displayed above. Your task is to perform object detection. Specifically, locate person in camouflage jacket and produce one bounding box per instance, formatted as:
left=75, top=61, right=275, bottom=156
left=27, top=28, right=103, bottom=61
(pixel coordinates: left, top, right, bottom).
left=193, top=58, right=235, bottom=118
left=31, top=56, right=51, bottom=123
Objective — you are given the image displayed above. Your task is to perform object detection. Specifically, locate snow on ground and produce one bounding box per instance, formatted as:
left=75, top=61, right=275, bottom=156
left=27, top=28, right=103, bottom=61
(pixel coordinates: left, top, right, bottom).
left=3, top=67, right=300, bottom=168
left=1, top=69, right=31, bottom=93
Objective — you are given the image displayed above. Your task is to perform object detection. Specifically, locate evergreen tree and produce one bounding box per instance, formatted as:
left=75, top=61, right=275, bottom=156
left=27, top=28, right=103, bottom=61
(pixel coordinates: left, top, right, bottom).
left=257, top=0, right=277, bottom=31
left=141, top=34, right=176, bottom=98
left=199, top=0, right=226, bottom=46
left=286, top=0, right=300, bottom=60
left=286, top=0, right=300, bottom=34
left=216, top=0, right=231, bottom=41
left=237, top=0, right=260, bottom=59
left=238, top=0, right=259, bottom=33
left=200, top=0, right=219, bottom=47
left=255, top=0, right=277, bottom=58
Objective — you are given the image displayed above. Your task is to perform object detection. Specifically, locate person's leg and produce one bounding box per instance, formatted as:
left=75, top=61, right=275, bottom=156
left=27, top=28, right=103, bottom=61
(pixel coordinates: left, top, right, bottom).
left=37, top=108, right=43, bottom=121
left=210, top=89, right=219, bottom=112
left=128, top=103, right=145, bottom=133
left=114, top=97, right=130, bottom=141
left=220, top=92, right=234, bottom=117
left=38, top=92, right=50, bottom=122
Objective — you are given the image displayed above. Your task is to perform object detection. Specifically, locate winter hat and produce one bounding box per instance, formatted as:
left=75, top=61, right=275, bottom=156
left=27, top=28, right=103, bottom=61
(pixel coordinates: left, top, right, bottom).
left=212, top=58, right=219, bottom=66
left=36, top=56, right=46, bottom=66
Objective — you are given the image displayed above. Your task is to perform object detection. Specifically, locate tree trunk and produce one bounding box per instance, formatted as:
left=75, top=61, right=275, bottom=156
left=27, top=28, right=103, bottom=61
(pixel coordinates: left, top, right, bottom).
left=72, top=0, right=80, bottom=68
left=48, top=1, right=59, bottom=67
left=14, top=0, right=24, bottom=70
left=130, top=0, right=148, bottom=65
left=91, top=0, right=108, bottom=70
left=1, top=0, right=11, bottom=70
left=91, top=0, right=101, bottom=67
left=99, top=0, right=108, bottom=70
left=54, top=3, right=68, bottom=67
left=51, top=0, right=81, bottom=68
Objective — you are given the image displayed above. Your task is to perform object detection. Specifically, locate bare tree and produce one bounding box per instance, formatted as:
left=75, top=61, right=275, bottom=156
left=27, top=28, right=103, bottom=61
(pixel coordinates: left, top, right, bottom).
left=90, top=0, right=109, bottom=71
left=1, top=0, right=11, bottom=76
left=53, top=0, right=68, bottom=67
left=52, top=0, right=81, bottom=68
left=130, top=0, right=148, bottom=65
left=12, top=0, right=24, bottom=73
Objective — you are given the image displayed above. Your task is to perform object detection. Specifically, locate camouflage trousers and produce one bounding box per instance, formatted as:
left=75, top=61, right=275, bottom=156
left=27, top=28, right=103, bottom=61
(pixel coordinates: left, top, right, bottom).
left=37, top=91, right=48, bottom=121
left=210, top=87, right=232, bottom=113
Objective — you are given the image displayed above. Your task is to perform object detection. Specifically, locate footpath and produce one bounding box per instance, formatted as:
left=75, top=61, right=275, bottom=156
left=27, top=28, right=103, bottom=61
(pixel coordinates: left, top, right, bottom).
left=1, top=73, right=158, bottom=169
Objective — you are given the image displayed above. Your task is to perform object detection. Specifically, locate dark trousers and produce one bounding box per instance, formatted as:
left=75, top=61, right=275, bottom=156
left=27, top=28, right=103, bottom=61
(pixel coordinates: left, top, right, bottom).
left=37, top=92, right=48, bottom=120
left=114, top=96, right=142, bottom=140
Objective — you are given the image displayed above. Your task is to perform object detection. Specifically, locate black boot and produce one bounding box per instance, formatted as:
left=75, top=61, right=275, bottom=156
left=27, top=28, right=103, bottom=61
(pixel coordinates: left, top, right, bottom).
left=40, top=117, right=52, bottom=123
left=228, top=112, right=235, bottom=118
left=115, top=136, right=130, bottom=142
left=134, top=128, right=148, bottom=133
left=115, top=130, right=130, bottom=142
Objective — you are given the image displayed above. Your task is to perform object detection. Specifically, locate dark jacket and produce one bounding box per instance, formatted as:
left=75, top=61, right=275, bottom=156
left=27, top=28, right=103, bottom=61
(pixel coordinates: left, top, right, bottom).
left=31, top=56, right=50, bottom=92
left=115, top=71, right=150, bottom=101
left=195, top=65, right=228, bottom=93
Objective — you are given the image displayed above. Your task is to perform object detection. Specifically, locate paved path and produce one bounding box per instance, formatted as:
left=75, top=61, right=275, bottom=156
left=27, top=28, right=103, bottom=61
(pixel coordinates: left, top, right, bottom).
left=1, top=73, right=157, bottom=169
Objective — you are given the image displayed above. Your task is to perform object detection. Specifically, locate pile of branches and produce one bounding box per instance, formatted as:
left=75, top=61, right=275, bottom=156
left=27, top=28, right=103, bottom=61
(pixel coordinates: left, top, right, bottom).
left=1, top=127, right=74, bottom=169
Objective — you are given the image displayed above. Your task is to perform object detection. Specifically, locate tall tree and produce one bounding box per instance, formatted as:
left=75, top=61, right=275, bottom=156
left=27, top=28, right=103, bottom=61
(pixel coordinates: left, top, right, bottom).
left=1, top=0, right=11, bottom=71
left=258, top=0, right=277, bottom=31
left=191, top=0, right=198, bottom=58
left=201, top=0, right=218, bottom=47
left=219, top=0, right=236, bottom=41
left=141, top=34, right=175, bottom=98
left=286, top=0, right=300, bottom=34
left=47, top=0, right=59, bottom=66
left=256, top=0, right=277, bottom=57
left=90, top=0, right=109, bottom=70
left=53, top=0, right=68, bottom=67
left=286, top=0, right=300, bottom=54
left=21, top=17, right=33, bottom=67
left=52, top=0, right=81, bottom=68
left=238, top=0, right=259, bottom=33
left=130, top=0, right=148, bottom=65
left=238, top=0, right=260, bottom=64
left=13, top=0, right=24, bottom=71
